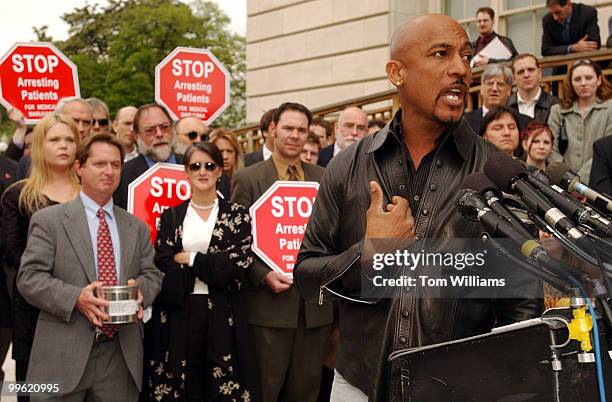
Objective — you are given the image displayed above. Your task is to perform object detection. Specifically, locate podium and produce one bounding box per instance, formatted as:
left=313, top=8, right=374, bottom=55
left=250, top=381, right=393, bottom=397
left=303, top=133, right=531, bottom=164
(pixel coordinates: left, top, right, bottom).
left=389, top=315, right=612, bottom=401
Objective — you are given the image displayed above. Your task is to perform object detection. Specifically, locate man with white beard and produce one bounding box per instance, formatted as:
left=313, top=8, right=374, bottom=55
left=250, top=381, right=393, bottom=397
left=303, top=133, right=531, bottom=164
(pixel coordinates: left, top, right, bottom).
left=113, top=103, right=184, bottom=209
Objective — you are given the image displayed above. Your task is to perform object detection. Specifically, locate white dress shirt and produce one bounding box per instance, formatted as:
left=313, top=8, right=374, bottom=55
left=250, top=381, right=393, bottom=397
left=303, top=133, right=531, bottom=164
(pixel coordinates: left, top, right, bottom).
left=517, top=87, right=541, bottom=119
left=182, top=199, right=219, bottom=294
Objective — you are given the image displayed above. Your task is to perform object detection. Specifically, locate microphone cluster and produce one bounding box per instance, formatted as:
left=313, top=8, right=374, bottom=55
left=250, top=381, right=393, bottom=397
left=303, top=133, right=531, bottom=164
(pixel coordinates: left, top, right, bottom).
left=455, top=152, right=612, bottom=299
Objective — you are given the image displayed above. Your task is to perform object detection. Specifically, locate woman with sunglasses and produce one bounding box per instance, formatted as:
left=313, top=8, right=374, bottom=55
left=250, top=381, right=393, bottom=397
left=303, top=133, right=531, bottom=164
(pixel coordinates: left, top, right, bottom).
left=209, top=128, right=244, bottom=180
left=1, top=114, right=80, bottom=400
left=145, top=142, right=257, bottom=401
left=548, top=59, right=612, bottom=183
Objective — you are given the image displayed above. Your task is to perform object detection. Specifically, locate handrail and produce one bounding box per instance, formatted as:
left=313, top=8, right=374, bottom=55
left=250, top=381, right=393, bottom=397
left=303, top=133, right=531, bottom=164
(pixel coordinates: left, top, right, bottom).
left=234, top=48, right=612, bottom=152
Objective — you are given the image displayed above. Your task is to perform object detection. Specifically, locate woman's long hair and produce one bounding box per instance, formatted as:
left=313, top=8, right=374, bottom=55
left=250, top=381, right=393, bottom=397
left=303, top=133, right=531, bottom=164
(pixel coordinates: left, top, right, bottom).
left=561, top=59, right=612, bottom=108
left=18, top=114, right=80, bottom=215
left=209, top=128, right=244, bottom=175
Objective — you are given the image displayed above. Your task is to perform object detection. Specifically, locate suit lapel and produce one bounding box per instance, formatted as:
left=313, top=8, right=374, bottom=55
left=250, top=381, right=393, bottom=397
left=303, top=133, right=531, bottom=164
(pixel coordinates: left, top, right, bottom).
left=63, top=199, right=97, bottom=283
left=114, top=207, right=135, bottom=284
left=259, top=158, right=279, bottom=194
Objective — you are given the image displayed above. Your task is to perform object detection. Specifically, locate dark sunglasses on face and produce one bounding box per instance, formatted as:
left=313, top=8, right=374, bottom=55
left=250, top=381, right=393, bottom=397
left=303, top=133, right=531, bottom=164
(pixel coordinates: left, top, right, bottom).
left=187, top=131, right=209, bottom=142
left=188, top=161, right=217, bottom=172
left=93, top=118, right=109, bottom=127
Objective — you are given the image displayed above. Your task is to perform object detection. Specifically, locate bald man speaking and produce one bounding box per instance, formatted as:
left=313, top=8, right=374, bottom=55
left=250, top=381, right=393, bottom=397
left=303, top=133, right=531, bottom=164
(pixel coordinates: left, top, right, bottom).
left=295, top=14, right=541, bottom=401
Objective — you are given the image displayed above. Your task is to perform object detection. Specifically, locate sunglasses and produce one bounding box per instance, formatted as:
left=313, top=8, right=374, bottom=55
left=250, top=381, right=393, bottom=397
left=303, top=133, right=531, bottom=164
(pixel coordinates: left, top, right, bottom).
left=187, top=131, right=209, bottom=142
left=93, top=118, right=109, bottom=127
left=572, top=59, right=594, bottom=67
left=187, top=161, right=217, bottom=172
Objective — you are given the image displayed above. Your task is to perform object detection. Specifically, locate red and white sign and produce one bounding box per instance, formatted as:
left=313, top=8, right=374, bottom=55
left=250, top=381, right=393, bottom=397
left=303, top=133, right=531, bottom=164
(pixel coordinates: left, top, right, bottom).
left=250, top=181, right=319, bottom=278
left=155, top=47, right=230, bottom=124
left=127, top=163, right=191, bottom=243
left=0, top=42, right=80, bottom=124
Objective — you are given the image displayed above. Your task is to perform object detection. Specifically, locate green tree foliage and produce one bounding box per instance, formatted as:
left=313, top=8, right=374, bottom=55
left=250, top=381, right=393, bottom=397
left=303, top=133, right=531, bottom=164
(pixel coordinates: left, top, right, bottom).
left=52, top=0, right=245, bottom=128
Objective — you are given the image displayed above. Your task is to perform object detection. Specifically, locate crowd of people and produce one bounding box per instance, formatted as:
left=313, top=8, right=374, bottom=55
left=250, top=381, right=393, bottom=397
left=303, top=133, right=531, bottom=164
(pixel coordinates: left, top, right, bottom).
left=0, top=0, right=611, bottom=401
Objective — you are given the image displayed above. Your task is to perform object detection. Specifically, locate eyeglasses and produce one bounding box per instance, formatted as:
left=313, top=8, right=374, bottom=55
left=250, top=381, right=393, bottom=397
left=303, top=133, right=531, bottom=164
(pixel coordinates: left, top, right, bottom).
left=483, top=80, right=508, bottom=89
left=187, top=161, right=217, bottom=172
left=342, top=122, right=368, bottom=133
left=187, top=131, right=209, bottom=142
left=142, top=123, right=172, bottom=136
left=93, top=118, right=109, bottom=127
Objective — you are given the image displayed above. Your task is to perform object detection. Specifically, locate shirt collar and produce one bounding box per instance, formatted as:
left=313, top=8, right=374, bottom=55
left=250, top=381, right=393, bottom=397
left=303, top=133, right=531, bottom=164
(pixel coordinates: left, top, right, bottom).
left=144, top=153, right=177, bottom=168
left=517, top=87, right=541, bottom=104
left=80, top=191, right=115, bottom=218
left=271, top=154, right=304, bottom=180
left=263, top=143, right=273, bottom=160
left=367, top=109, right=474, bottom=160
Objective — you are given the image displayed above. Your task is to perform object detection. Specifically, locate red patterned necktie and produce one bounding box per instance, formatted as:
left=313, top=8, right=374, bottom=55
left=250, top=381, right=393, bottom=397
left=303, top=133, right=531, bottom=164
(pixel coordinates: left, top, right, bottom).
left=97, top=208, right=117, bottom=337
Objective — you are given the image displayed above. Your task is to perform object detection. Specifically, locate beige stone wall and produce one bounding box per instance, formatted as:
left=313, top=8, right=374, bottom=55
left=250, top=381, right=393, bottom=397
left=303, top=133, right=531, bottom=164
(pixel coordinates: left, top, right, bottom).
left=245, top=0, right=430, bottom=123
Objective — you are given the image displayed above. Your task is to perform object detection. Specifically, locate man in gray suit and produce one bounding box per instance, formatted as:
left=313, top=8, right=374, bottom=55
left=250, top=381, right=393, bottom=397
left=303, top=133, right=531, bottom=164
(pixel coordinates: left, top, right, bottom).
left=232, top=102, right=333, bottom=402
left=17, top=134, right=163, bottom=401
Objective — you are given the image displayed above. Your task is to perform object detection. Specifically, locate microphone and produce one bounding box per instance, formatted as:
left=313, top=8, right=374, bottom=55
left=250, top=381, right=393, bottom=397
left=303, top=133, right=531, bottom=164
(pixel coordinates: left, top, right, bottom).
left=455, top=189, right=585, bottom=285
left=546, top=162, right=612, bottom=213
left=461, top=172, right=533, bottom=239
left=525, top=170, right=612, bottom=238
left=526, top=165, right=551, bottom=185
left=484, top=152, right=584, bottom=241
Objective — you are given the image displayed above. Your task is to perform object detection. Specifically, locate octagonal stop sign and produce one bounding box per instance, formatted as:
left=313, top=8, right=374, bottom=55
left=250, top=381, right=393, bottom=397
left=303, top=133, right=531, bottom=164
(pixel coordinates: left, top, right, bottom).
left=155, top=47, right=230, bottom=124
left=250, top=181, right=319, bottom=278
left=0, top=42, right=80, bottom=124
left=127, top=163, right=191, bottom=243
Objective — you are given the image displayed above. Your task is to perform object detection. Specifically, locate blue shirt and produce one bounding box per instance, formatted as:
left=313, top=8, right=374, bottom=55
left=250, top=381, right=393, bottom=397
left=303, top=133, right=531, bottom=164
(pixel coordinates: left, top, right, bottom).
left=80, top=192, right=122, bottom=282
left=143, top=153, right=177, bottom=168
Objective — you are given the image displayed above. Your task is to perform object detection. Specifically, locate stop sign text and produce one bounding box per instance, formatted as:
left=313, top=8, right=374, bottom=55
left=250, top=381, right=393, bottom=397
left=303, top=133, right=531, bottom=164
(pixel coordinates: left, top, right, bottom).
left=250, top=181, right=319, bottom=277
left=156, top=47, right=230, bottom=124
left=0, top=42, right=80, bottom=124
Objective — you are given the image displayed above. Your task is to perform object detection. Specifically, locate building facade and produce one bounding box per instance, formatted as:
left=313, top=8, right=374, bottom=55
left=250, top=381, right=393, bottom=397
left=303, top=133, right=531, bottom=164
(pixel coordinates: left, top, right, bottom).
left=246, top=0, right=612, bottom=123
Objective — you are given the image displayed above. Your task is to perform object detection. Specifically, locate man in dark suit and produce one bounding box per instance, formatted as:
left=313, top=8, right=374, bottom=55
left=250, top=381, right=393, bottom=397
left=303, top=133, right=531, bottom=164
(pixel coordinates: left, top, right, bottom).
left=244, top=108, right=276, bottom=167
left=507, top=53, right=560, bottom=123
left=471, top=7, right=518, bottom=67
left=465, top=63, right=531, bottom=134
left=17, top=134, right=163, bottom=400
left=0, top=155, right=17, bottom=382
left=590, top=135, right=612, bottom=196
left=542, top=0, right=599, bottom=56
left=113, top=103, right=184, bottom=209
left=232, top=102, right=333, bottom=402
left=318, top=106, right=368, bottom=167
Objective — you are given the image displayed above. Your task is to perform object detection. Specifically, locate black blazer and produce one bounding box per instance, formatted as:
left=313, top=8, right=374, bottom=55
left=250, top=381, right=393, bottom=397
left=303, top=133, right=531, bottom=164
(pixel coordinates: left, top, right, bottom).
left=16, top=155, right=31, bottom=180
left=507, top=90, right=560, bottom=124
left=1, top=182, right=57, bottom=362
left=144, top=198, right=258, bottom=400
left=541, top=3, right=600, bottom=56
left=471, top=32, right=518, bottom=62
left=244, top=149, right=263, bottom=167
left=590, top=135, right=612, bottom=197
left=0, top=156, right=17, bottom=329
left=317, top=144, right=334, bottom=167
left=113, top=153, right=184, bottom=209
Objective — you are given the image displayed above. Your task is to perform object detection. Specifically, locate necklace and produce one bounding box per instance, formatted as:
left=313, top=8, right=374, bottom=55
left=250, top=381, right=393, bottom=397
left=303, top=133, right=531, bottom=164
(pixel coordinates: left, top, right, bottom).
left=190, top=199, right=217, bottom=210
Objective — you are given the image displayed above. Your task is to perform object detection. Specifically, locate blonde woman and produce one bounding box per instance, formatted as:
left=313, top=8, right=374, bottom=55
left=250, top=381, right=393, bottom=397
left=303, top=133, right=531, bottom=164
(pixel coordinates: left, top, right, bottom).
left=1, top=114, right=80, bottom=390
left=209, top=128, right=244, bottom=179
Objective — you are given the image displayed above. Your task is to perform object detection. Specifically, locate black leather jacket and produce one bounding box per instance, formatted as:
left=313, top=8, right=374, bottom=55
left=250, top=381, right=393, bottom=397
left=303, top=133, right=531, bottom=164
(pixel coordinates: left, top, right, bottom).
left=507, top=89, right=560, bottom=125
left=295, top=111, right=542, bottom=401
